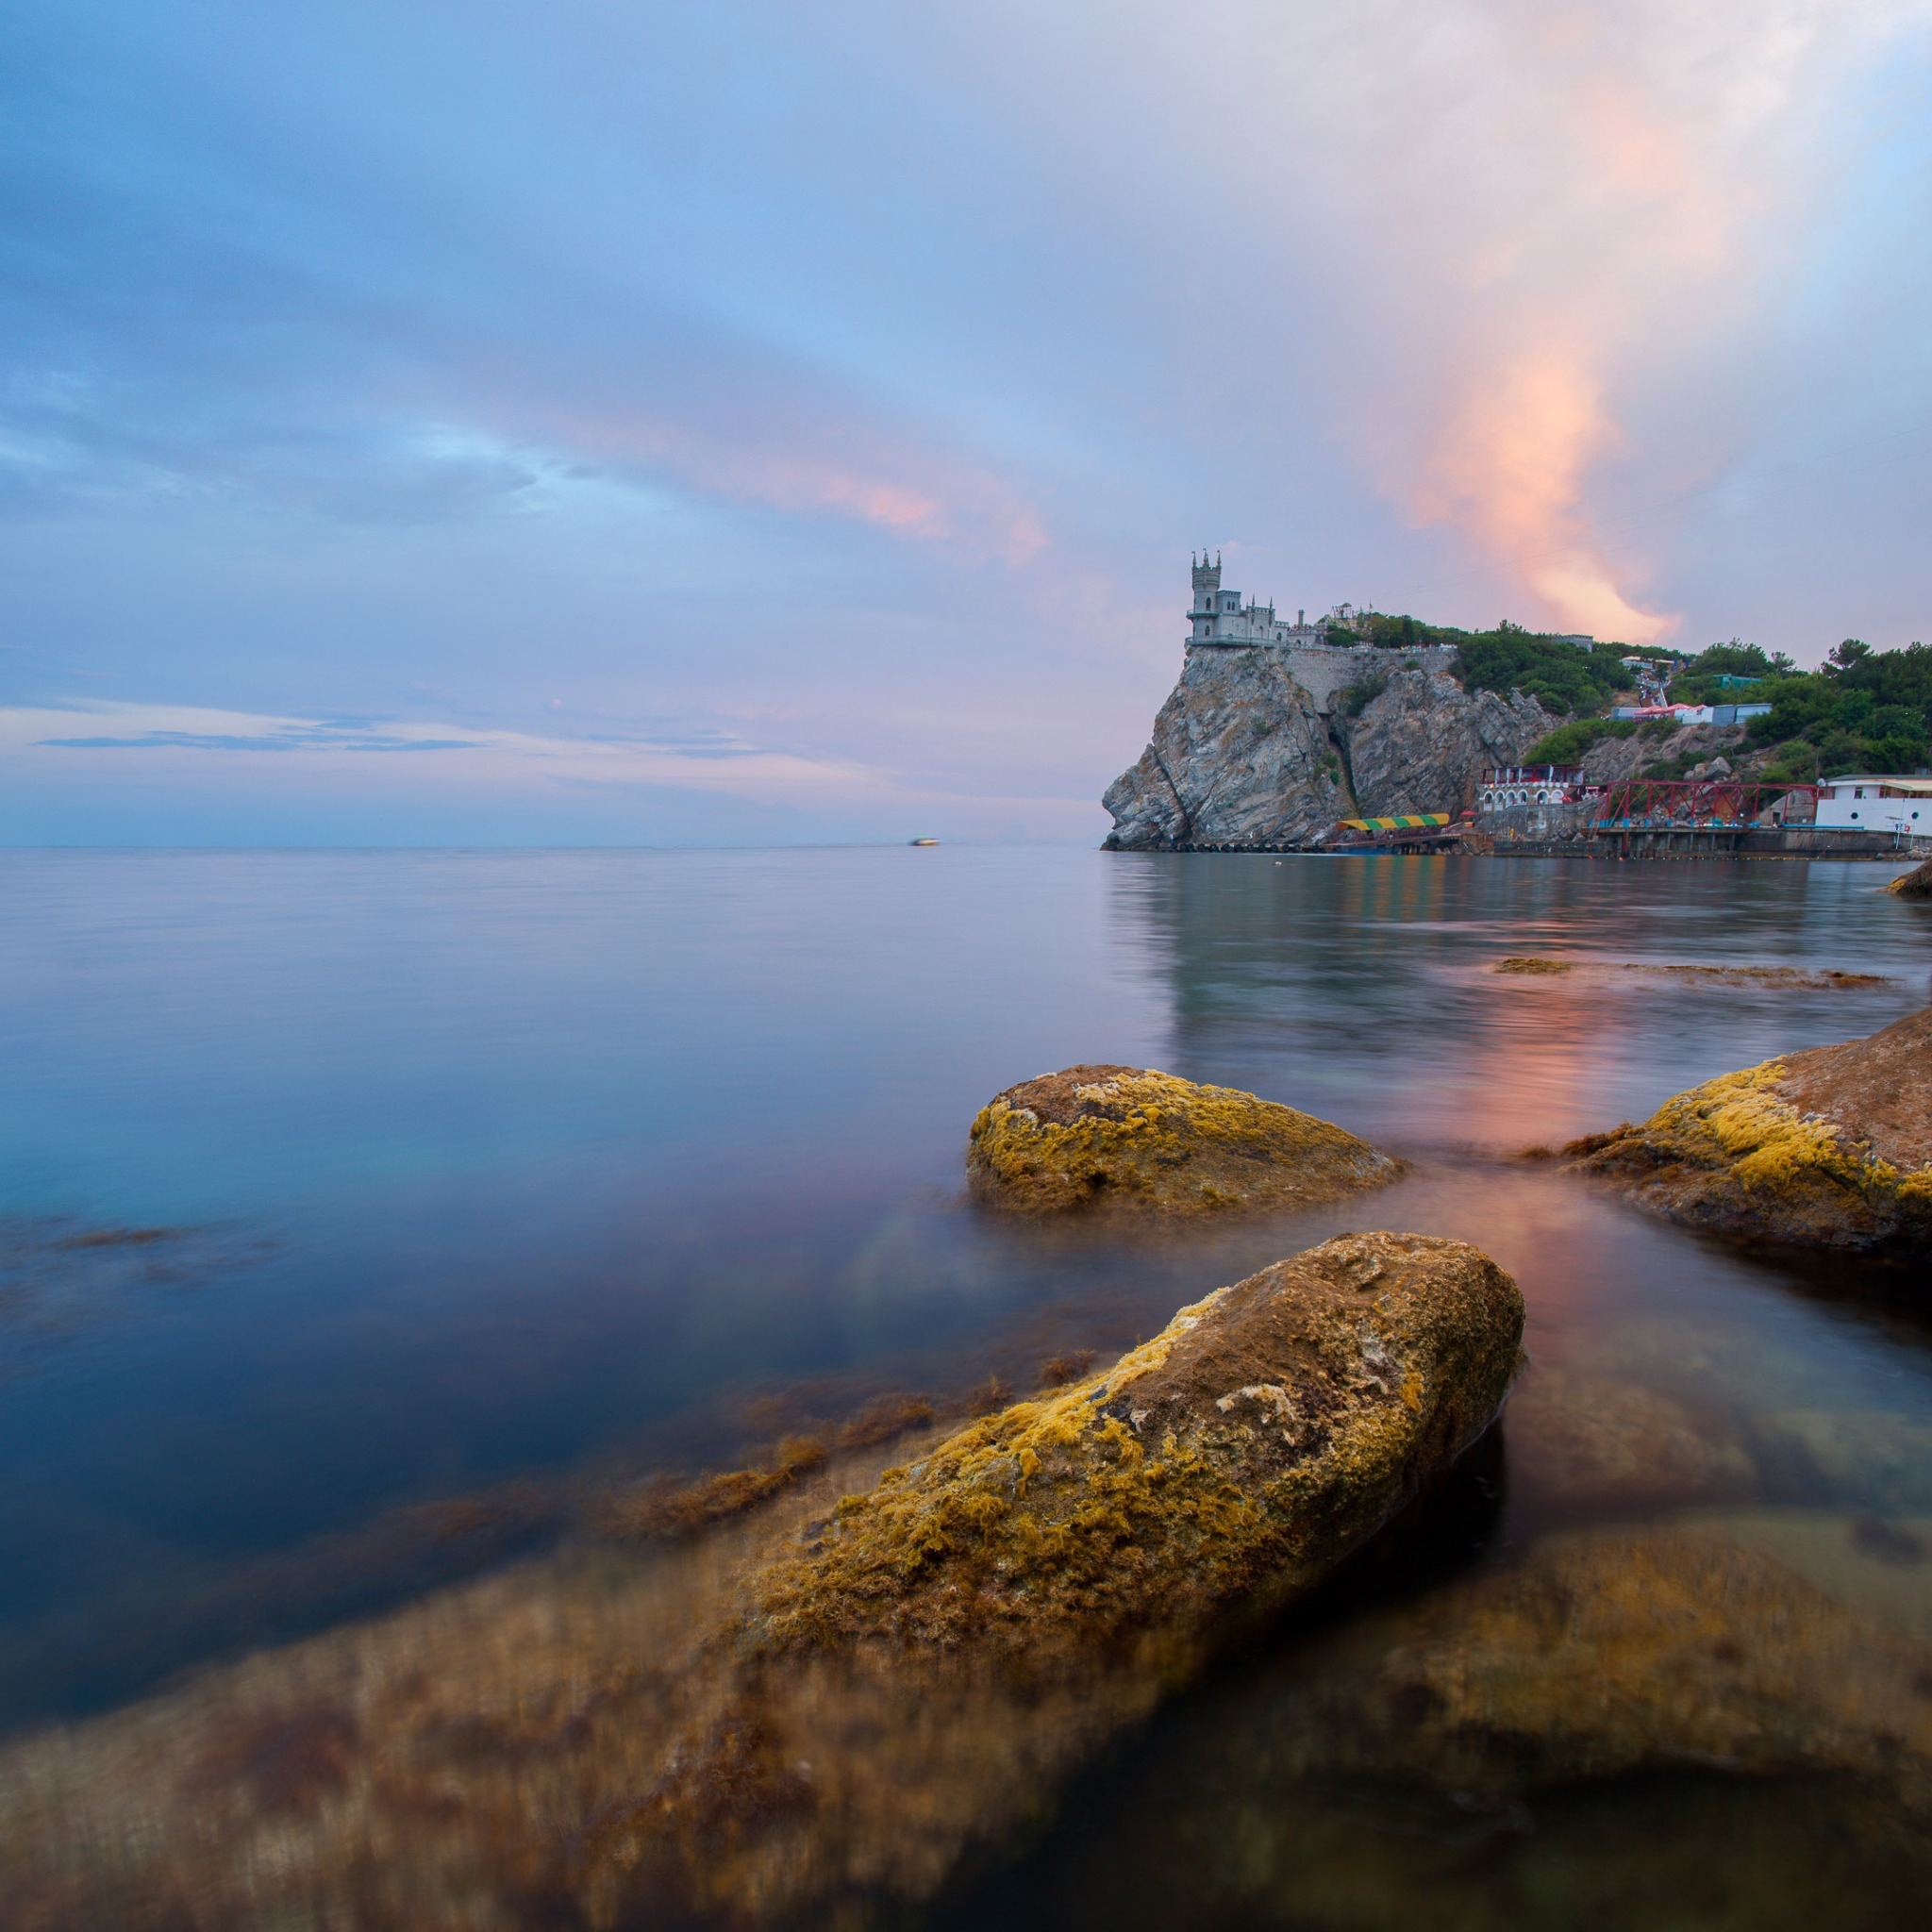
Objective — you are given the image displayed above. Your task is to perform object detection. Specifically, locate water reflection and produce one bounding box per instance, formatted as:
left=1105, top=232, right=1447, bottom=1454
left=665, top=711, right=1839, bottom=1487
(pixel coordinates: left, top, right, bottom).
left=2, top=850, right=1930, bottom=1926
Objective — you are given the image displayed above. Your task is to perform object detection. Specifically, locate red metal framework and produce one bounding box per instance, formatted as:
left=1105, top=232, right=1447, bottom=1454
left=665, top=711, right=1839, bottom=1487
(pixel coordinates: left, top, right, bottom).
left=1590, top=777, right=1818, bottom=829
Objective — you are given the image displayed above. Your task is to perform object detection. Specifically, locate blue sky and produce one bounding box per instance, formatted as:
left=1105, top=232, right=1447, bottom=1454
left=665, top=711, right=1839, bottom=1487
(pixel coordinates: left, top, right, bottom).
left=4, top=0, right=1931, bottom=843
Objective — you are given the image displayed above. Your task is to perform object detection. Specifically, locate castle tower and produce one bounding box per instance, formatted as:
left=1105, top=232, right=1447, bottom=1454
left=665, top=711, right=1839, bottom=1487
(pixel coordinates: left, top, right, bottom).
left=1191, top=550, right=1222, bottom=614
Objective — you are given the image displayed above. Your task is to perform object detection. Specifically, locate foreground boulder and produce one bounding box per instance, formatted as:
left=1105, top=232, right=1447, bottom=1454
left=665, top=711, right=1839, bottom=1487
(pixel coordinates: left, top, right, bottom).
left=0, top=1235, right=1522, bottom=1930
left=1561, top=1008, right=1932, bottom=1252
left=968, top=1063, right=1401, bottom=1214
left=603, top=1233, right=1524, bottom=1922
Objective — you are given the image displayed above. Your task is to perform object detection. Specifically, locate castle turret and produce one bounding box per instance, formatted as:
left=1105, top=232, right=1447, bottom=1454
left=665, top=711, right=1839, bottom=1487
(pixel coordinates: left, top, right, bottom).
left=1191, top=550, right=1222, bottom=614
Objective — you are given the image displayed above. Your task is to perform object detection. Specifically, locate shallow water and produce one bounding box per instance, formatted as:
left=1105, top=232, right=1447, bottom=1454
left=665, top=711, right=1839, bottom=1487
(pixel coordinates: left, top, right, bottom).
left=4, top=847, right=1931, bottom=1924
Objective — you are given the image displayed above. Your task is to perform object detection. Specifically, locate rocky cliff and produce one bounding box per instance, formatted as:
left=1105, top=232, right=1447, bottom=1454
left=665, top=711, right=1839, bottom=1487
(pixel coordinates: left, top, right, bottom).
left=1101, top=647, right=1346, bottom=849
left=1102, top=649, right=1557, bottom=849
left=1340, top=671, right=1558, bottom=821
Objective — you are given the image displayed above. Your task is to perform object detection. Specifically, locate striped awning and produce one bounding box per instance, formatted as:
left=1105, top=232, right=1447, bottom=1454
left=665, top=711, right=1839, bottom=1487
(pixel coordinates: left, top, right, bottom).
left=1339, top=813, right=1449, bottom=831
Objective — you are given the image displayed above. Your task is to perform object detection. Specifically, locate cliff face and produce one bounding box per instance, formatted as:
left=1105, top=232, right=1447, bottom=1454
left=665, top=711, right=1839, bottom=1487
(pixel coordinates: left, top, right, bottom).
left=1103, top=651, right=1557, bottom=849
left=1341, top=672, right=1558, bottom=819
left=1102, top=647, right=1343, bottom=849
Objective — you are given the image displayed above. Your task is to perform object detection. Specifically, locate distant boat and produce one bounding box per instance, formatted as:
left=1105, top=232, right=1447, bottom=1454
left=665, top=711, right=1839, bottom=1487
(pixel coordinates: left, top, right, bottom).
left=908, top=837, right=940, bottom=846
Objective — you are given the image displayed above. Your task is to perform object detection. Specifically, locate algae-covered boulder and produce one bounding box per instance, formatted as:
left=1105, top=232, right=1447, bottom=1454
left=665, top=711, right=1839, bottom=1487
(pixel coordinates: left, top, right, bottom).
left=1562, top=1008, right=1932, bottom=1253
left=0, top=1235, right=1523, bottom=1932
left=593, top=1233, right=1524, bottom=1921
left=967, top=1063, right=1401, bottom=1214
left=744, top=1229, right=1524, bottom=1661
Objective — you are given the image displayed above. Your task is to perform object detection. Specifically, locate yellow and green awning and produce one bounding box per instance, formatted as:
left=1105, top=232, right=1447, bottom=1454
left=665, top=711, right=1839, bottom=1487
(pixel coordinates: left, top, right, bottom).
left=1339, top=813, right=1449, bottom=831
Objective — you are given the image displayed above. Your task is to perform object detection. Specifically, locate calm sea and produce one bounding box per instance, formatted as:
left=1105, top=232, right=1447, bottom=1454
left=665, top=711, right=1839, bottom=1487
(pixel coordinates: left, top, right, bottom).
left=4, top=846, right=1930, bottom=1924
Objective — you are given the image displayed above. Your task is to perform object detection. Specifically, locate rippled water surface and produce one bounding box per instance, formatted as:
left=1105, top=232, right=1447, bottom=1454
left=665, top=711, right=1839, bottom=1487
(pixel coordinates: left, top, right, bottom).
left=4, top=846, right=1931, bottom=1926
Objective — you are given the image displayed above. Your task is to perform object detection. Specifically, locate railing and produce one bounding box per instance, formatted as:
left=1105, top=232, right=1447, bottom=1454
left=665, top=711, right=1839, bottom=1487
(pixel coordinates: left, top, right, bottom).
left=1588, top=778, right=1819, bottom=829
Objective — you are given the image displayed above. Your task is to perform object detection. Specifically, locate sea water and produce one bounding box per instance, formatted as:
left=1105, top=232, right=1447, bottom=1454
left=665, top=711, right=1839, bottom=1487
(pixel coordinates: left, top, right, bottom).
left=3, top=846, right=1930, bottom=1925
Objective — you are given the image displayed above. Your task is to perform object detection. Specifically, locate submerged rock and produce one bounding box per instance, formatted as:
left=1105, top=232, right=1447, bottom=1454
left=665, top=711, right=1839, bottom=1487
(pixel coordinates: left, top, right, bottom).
left=967, top=1064, right=1401, bottom=1215
left=982, top=1527, right=1932, bottom=1930
left=1560, top=1008, right=1932, bottom=1253
left=1503, top=1366, right=1755, bottom=1512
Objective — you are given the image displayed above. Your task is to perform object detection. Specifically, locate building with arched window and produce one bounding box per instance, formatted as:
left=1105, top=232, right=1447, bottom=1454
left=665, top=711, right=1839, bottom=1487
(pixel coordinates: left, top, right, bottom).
left=1476, top=764, right=1593, bottom=811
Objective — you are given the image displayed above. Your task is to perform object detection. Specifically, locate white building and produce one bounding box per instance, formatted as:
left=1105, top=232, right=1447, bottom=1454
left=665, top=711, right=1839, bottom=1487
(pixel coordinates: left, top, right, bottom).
left=1813, top=775, right=1932, bottom=836
left=1188, top=553, right=1327, bottom=647
left=1477, top=764, right=1587, bottom=810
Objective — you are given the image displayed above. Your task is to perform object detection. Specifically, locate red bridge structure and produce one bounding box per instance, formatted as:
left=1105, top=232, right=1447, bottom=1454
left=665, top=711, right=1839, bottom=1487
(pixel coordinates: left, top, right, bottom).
left=1588, top=777, right=1820, bottom=857
left=1590, top=776, right=1818, bottom=830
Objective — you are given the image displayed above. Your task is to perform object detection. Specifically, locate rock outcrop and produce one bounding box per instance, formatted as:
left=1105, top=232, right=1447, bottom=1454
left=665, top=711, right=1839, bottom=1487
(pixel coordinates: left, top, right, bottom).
left=1101, top=650, right=1557, bottom=848
left=967, top=1064, right=1401, bottom=1215
left=0, top=1236, right=1525, bottom=1931
left=1576, top=719, right=1750, bottom=785
left=1888, top=857, right=1932, bottom=898
left=1340, top=670, right=1558, bottom=819
left=1102, top=647, right=1343, bottom=848
left=1562, top=1007, right=1932, bottom=1252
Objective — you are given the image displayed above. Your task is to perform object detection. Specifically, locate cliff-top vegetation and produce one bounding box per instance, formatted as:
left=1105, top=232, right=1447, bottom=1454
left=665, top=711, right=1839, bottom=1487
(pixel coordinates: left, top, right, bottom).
left=1348, top=611, right=1931, bottom=780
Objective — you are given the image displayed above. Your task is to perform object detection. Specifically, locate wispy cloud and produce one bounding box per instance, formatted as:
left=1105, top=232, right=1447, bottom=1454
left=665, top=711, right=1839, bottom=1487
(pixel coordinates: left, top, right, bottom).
left=1, top=700, right=1101, bottom=844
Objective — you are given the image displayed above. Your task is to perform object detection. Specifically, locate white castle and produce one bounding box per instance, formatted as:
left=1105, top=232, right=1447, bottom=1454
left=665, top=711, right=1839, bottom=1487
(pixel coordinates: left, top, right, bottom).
left=1188, top=553, right=1328, bottom=647
left=1182, top=552, right=1457, bottom=712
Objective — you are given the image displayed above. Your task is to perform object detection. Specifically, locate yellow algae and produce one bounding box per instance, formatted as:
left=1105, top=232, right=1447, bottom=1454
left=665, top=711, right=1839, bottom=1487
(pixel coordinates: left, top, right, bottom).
left=0, top=1236, right=1524, bottom=1932
left=967, top=1063, right=1401, bottom=1215
left=1562, top=1012, right=1932, bottom=1252
left=734, top=1236, right=1521, bottom=1672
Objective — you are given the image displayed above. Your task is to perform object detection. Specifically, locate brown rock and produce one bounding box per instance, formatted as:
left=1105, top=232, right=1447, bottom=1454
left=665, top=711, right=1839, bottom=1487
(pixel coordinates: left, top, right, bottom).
left=1505, top=1366, right=1755, bottom=1511
left=1001, top=1527, right=1932, bottom=1928
left=1561, top=1008, right=1932, bottom=1252
left=0, top=1235, right=1524, bottom=1931
left=1888, top=857, right=1932, bottom=898
left=967, top=1064, right=1401, bottom=1215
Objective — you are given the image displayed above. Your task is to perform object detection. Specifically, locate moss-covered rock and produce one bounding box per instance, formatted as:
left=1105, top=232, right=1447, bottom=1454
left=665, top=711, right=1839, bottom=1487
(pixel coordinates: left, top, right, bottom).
left=967, top=1063, right=1400, bottom=1214
left=585, top=1234, right=1525, bottom=1920
left=1560, top=1008, right=1932, bottom=1253
left=741, top=1230, right=1524, bottom=1663
left=0, top=1236, right=1523, bottom=1932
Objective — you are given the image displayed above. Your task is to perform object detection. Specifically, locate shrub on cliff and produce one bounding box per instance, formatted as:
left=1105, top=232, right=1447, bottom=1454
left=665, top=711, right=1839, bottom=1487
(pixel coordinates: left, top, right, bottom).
left=1451, top=624, right=1627, bottom=718
left=1745, top=640, right=1932, bottom=776
left=1524, top=716, right=1642, bottom=764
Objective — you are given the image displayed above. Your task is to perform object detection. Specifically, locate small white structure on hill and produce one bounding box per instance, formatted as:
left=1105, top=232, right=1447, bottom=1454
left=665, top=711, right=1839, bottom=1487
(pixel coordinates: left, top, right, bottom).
left=1813, top=776, right=1932, bottom=835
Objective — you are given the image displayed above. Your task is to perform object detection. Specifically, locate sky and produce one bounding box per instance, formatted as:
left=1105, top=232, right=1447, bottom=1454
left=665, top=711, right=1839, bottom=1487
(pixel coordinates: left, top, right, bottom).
left=4, top=0, right=1931, bottom=845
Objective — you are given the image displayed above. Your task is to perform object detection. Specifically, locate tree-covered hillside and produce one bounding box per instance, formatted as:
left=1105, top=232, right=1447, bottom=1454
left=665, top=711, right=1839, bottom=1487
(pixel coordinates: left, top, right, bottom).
left=1740, top=641, right=1932, bottom=778
left=1346, top=613, right=1637, bottom=715
left=1348, top=609, right=1932, bottom=780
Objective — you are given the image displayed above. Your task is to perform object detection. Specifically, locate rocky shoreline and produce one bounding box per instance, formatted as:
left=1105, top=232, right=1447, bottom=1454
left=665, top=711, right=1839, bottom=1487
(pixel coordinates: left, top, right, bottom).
left=1098, top=641, right=1906, bottom=859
